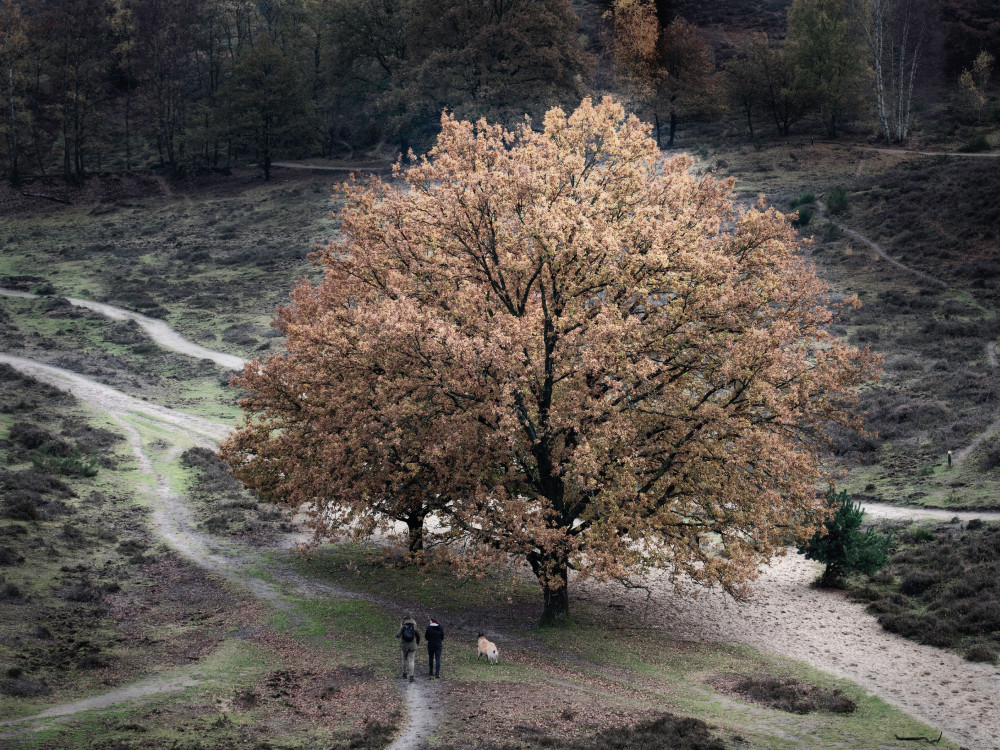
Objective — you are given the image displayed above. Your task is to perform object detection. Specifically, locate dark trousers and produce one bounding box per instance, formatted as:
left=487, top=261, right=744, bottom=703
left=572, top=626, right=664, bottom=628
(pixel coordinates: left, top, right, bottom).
left=427, top=642, right=442, bottom=676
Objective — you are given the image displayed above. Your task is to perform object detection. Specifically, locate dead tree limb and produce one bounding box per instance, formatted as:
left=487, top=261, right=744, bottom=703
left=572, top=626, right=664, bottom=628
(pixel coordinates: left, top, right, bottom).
left=893, top=731, right=943, bottom=744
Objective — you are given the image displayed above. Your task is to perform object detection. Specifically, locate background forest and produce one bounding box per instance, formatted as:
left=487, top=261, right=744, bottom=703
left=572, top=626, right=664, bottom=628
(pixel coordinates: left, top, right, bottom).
left=0, top=0, right=998, bottom=185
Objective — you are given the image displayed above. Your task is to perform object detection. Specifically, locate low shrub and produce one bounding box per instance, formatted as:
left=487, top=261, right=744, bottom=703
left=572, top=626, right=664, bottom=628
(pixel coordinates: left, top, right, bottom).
left=852, top=522, right=1000, bottom=655
left=789, top=191, right=816, bottom=208
left=792, top=206, right=813, bottom=227
left=965, top=643, right=998, bottom=663
left=0, top=581, right=23, bottom=600
left=61, top=581, right=103, bottom=603
left=878, top=611, right=956, bottom=646
left=116, top=538, right=149, bottom=557
left=2, top=493, right=40, bottom=521
left=32, top=446, right=99, bottom=478
left=819, top=220, right=843, bottom=242
left=0, top=545, right=24, bottom=565
left=1, top=469, right=74, bottom=498
left=959, top=133, right=992, bottom=153
left=9, top=423, right=59, bottom=451
left=907, top=526, right=935, bottom=543
left=709, top=673, right=856, bottom=715
left=826, top=186, right=849, bottom=213
left=0, top=677, right=49, bottom=697
left=978, top=438, right=1000, bottom=471
left=964, top=599, right=1000, bottom=633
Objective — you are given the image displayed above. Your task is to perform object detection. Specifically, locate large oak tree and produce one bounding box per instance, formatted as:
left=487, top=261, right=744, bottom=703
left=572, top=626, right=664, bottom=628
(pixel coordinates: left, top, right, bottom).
left=221, top=97, right=878, bottom=625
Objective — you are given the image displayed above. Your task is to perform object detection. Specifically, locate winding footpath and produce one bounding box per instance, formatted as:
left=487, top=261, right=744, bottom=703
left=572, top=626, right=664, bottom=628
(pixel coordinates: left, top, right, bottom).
left=1, top=290, right=1000, bottom=747
left=869, top=147, right=1000, bottom=158
left=0, top=288, right=246, bottom=371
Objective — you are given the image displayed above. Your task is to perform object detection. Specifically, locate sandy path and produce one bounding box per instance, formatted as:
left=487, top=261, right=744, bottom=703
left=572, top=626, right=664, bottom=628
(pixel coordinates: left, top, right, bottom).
left=0, top=288, right=247, bottom=371
left=869, top=147, right=1000, bottom=158
left=864, top=502, right=1000, bottom=523
left=0, top=353, right=230, bottom=442
left=270, top=160, right=389, bottom=173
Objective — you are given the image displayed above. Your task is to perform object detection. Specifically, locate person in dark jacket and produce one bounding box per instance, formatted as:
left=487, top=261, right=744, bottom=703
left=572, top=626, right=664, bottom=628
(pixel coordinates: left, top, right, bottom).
left=425, top=618, right=444, bottom=678
left=396, top=615, right=421, bottom=682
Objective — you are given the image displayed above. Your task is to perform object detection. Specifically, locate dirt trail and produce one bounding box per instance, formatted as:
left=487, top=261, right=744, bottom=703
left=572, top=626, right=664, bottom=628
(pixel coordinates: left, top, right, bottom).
left=0, top=288, right=247, bottom=371
left=863, top=502, right=1000, bottom=523
left=271, top=160, right=390, bottom=173
left=0, top=670, right=204, bottom=737
left=815, top=202, right=1000, bottom=467
left=0, top=353, right=230, bottom=442
left=815, top=201, right=947, bottom=290
left=386, top=680, right=443, bottom=750
left=869, top=147, right=1000, bottom=158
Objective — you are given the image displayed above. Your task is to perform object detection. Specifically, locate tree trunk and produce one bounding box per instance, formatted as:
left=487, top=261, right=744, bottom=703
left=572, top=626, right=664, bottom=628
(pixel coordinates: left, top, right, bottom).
left=124, top=78, right=132, bottom=171
left=405, top=511, right=425, bottom=553
left=654, top=112, right=661, bottom=148
left=539, top=562, right=569, bottom=627
left=667, top=110, right=677, bottom=148
left=6, top=56, right=18, bottom=185
left=531, top=547, right=570, bottom=626
left=820, top=561, right=845, bottom=588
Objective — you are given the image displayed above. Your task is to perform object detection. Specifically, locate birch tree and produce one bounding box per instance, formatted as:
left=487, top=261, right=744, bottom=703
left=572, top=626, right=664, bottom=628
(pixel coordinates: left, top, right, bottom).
left=849, top=0, right=928, bottom=142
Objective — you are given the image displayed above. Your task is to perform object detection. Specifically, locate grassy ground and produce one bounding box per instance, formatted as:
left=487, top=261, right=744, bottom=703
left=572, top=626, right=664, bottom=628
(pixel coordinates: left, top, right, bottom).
left=178, top=447, right=295, bottom=544
left=269, top=543, right=956, bottom=750
left=1, top=168, right=337, bottom=357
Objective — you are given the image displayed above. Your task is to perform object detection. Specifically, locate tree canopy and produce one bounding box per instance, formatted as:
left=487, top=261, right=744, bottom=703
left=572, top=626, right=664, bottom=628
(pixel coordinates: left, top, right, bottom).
left=787, top=0, right=869, bottom=138
left=221, top=97, right=879, bottom=625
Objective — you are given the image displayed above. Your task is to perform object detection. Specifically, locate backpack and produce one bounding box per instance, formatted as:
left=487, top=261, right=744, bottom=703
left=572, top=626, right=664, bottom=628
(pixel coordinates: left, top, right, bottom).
left=401, top=622, right=415, bottom=642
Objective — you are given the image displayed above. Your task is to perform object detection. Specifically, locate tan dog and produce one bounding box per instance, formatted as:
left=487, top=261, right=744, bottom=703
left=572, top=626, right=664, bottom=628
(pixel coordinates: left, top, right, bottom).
left=476, top=633, right=499, bottom=664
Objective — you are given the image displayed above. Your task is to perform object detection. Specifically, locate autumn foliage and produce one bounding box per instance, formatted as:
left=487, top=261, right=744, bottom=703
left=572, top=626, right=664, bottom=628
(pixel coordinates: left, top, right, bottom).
left=221, top=97, right=878, bottom=625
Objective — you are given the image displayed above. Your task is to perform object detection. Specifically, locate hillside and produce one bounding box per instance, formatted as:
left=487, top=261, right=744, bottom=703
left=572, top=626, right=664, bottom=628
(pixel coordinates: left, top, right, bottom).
left=1, top=0, right=1000, bottom=747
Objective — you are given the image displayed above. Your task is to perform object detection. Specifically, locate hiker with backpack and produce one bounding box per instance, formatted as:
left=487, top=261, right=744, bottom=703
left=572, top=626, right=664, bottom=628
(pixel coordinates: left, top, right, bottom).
left=425, top=618, right=444, bottom=679
left=396, top=615, right=421, bottom=682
